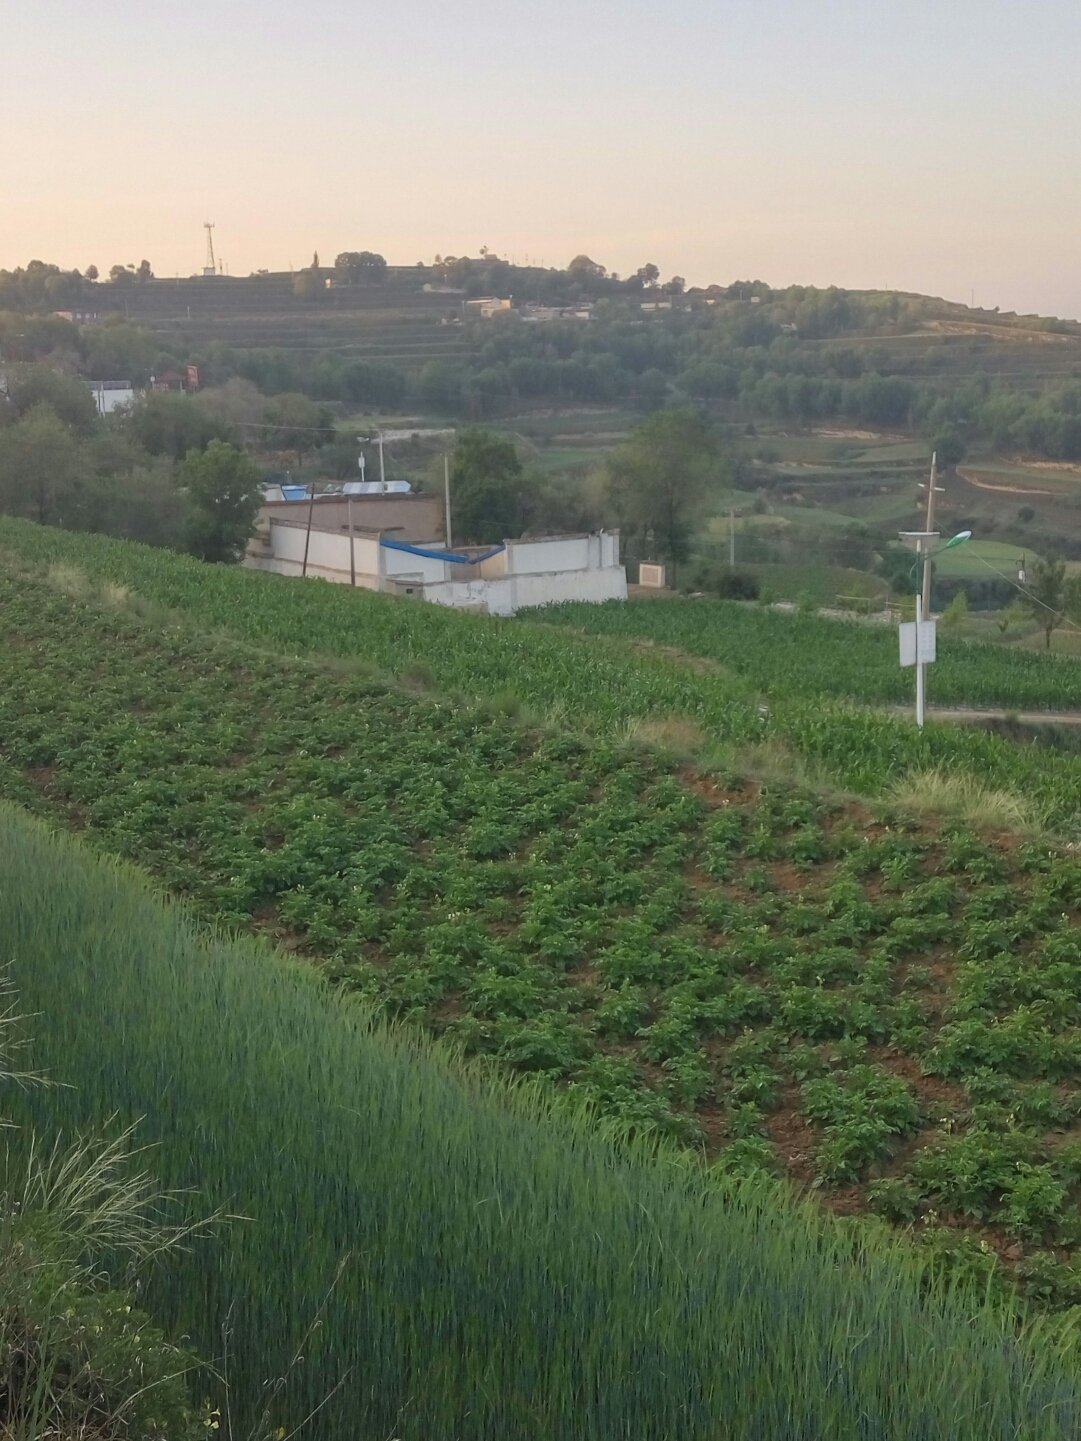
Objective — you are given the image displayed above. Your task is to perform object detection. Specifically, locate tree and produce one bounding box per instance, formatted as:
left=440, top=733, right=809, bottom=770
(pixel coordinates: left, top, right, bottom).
left=664, top=276, right=686, bottom=296
left=85, top=264, right=99, bottom=282
left=932, top=427, right=966, bottom=470
left=940, top=590, right=969, bottom=628
left=1025, top=555, right=1066, bottom=649
left=108, top=264, right=134, bottom=286
left=7, top=364, right=98, bottom=435
left=177, top=439, right=263, bottom=562
left=136, top=259, right=154, bottom=283
left=124, top=391, right=233, bottom=460
left=334, top=251, right=388, bottom=284
left=0, top=404, right=93, bottom=525
left=292, top=267, right=323, bottom=301
left=636, top=263, right=660, bottom=289
left=567, top=254, right=607, bottom=279
left=263, top=392, right=333, bottom=463
left=449, top=428, right=526, bottom=545
left=607, top=408, right=720, bottom=573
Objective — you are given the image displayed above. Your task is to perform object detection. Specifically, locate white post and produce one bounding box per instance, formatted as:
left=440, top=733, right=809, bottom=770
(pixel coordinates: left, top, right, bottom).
left=729, top=508, right=735, bottom=567
left=378, top=434, right=386, bottom=493
left=915, top=583, right=925, bottom=729
left=444, top=453, right=453, bottom=550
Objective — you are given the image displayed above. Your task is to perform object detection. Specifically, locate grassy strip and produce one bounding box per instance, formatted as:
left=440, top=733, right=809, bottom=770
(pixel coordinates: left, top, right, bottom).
left=3, top=804, right=1081, bottom=1440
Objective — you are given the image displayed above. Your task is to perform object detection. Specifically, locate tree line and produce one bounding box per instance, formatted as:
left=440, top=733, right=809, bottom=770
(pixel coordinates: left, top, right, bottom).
left=0, top=367, right=293, bottom=561
left=5, top=258, right=1081, bottom=458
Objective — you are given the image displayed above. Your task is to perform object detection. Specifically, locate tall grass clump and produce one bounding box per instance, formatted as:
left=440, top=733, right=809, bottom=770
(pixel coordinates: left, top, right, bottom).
left=0, top=973, right=206, bottom=1441
left=2, top=806, right=1081, bottom=1440
left=888, top=767, right=1041, bottom=831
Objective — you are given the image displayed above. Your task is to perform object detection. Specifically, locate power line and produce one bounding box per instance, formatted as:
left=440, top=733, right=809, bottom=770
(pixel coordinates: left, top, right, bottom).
left=967, top=551, right=1081, bottom=638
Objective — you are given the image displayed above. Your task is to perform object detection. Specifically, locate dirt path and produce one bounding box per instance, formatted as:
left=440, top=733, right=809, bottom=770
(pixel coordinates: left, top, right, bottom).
left=887, top=704, right=1081, bottom=726
left=957, top=467, right=1057, bottom=497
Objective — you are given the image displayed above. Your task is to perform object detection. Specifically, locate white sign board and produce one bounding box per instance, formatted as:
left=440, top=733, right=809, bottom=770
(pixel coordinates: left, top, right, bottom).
left=899, top=620, right=936, bottom=668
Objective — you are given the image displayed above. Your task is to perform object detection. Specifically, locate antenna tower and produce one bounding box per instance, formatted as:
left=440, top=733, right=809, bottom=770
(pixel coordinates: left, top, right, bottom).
left=203, top=223, right=217, bottom=277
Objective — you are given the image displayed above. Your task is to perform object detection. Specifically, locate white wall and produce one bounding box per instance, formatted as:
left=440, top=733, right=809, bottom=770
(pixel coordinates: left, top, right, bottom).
left=243, top=524, right=627, bottom=614
left=511, top=567, right=627, bottom=611
left=382, top=546, right=450, bottom=583
left=89, top=385, right=134, bottom=416
left=505, top=537, right=590, bottom=575
left=246, top=522, right=382, bottom=588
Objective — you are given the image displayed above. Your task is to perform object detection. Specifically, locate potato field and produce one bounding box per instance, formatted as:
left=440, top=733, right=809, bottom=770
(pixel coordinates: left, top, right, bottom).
left=6, top=556, right=1081, bottom=1309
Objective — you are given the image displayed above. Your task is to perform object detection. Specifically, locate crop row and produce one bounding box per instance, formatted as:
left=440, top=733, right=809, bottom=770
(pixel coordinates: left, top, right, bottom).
left=10, top=805, right=1081, bottom=1440
left=3, top=520, right=1081, bottom=830
left=6, top=572, right=1081, bottom=1298
left=538, top=597, right=1081, bottom=711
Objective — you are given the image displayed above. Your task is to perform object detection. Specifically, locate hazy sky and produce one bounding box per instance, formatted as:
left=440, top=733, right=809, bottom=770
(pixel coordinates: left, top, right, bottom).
left=4, top=0, right=1079, bottom=315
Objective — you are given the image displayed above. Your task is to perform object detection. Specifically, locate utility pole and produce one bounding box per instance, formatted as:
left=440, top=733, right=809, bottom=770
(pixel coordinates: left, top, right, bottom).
left=729, top=507, right=736, bottom=567
left=347, top=496, right=356, bottom=587
left=301, top=482, right=317, bottom=578
left=919, top=452, right=943, bottom=617
left=444, top=453, right=453, bottom=549
left=377, top=433, right=386, bottom=492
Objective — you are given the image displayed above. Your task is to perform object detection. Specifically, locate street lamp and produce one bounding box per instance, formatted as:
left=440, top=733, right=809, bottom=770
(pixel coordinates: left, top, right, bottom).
left=898, top=529, right=972, bottom=728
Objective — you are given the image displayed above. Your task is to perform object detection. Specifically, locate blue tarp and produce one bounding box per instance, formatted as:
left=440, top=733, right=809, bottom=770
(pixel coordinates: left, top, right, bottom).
left=379, top=537, right=506, bottom=566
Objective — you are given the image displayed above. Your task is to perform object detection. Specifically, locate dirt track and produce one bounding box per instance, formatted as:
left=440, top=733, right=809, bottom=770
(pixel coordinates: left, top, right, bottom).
left=889, top=705, right=1081, bottom=727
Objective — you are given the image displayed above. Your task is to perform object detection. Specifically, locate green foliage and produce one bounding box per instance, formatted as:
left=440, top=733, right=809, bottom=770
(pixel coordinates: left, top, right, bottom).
left=9, top=536, right=1081, bottom=1310
left=941, top=589, right=970, bottom=628
left=1024, top=555, right=1067, bottom=649
left=0, top=404, right=94, bottom=526
left=333, top=250, right=387, bottom=284
left=177, top=440, right=263, bottom=563
left=4, top=804, right=1081, bottom=1440
left=123, top=390, right=234, bottom=461
left=711, top=567, right=760, bottom=600
left=449, top=427, right=526, bottom=544
left=607, top=408, right=722, bottom=568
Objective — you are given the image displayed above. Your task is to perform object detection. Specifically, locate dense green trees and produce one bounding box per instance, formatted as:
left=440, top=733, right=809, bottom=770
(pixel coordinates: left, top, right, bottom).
left=606, top=408, right=724, bottom=571
left=449, top=429, right=527, bottom=545
left=9, top=250, right=1081, bottom=473
left=334, top=250, right=388, bottom=284
left=0, top=405, right=93, bottom=525
left=178, top=440, right=264, bottom=562
left=123, top=390, right=234, bottom=459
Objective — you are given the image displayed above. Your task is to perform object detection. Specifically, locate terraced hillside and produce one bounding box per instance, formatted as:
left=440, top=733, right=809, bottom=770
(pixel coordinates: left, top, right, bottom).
left=96, top=272, right=477, bottom=367
left=7, top=528, right=1081, bottom=1305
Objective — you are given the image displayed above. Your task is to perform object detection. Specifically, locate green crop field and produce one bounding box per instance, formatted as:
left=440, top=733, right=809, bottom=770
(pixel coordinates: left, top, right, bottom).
left=4, top=518, right=1081, bottom=832
left=7, top=807, right=1081, bottom=1440
left=538, top=596, right=1081, bottom=713
left=9, top=529, right=1081, bottom=1315
left=932, top=538, right=1041, bottom=580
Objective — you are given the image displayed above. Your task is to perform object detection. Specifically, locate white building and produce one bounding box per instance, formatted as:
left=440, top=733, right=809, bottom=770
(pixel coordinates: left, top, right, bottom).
left=246, top=524, right=626, bottom=616
left=88, top=381, right=135, bottom=416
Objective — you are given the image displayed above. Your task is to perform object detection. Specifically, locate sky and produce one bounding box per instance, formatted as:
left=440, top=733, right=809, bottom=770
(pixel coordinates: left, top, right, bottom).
left=3, top=0, right=1079, bottom=316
